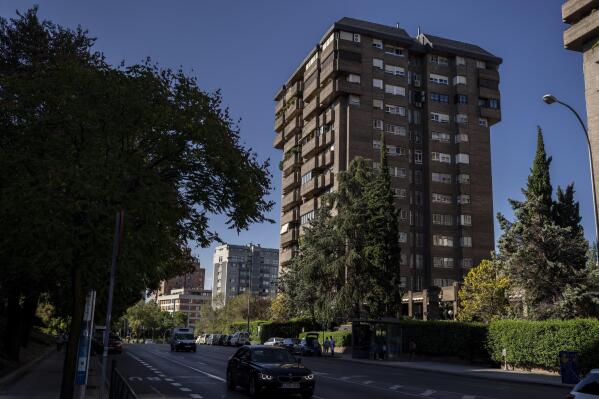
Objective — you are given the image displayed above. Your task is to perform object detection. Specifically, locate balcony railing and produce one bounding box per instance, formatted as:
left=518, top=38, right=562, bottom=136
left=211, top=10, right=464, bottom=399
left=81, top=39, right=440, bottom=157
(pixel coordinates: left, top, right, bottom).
left=479, top=107, right=501, bottom=125
left=282, top=190, right=300, bottom=212
left=478, top=68, right=500, bottom=83
left=285, top=99, right=302, bottom=120
left=274, top=115, right=285, bottom=133
left=282, top=171, right=300, bottom=194
left=280, top=227, right=299, bottom=246
left=284, top=116, right=302, bottom=137
left=303, top=99, right=319, bottom=120
left=273, top=132, right=284, bottom=150
left=282, top=153, right=301, bottom=176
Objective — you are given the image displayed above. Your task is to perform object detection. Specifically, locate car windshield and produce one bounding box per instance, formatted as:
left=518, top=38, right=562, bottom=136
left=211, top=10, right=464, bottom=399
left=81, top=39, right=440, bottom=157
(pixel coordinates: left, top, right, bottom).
left=175, top=333, right=194, bottom=340
left=252, top=348, right=297, bottom=364
left=575, top=373, right=599, bottom=394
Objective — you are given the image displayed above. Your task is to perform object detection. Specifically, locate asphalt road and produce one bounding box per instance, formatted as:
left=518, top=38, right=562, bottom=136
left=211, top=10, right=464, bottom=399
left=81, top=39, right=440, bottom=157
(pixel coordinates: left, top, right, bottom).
left=112, top=344, right=571, bottom=399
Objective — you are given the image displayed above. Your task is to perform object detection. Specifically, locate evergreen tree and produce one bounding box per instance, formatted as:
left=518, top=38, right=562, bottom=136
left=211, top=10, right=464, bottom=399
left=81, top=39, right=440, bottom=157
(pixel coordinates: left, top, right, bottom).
left=523, top=127, right=553, bottom=215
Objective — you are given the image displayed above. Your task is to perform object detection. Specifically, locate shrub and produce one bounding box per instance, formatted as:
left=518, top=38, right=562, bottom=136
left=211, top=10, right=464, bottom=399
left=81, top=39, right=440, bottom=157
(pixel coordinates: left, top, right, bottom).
left=487, top=318, right=599, bottom=372
left=299, top=330, right=352, bottom=347
left=229, top=318, right=319, bottom=343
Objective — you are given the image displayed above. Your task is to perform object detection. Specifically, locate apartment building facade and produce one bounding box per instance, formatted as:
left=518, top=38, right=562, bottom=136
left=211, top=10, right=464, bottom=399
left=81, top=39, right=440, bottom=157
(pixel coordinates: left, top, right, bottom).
left=274, top=17, right=501, bottom=291
left=158, top=260, right=206, bottom=296
left=211, top=244, right=279, bottom=308
left=156, top=288, right=212, bottom=328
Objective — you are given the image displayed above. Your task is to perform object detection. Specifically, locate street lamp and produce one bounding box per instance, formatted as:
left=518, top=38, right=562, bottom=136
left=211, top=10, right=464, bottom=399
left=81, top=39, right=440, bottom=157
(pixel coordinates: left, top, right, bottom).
left=542, top=94, right=599, bottom=251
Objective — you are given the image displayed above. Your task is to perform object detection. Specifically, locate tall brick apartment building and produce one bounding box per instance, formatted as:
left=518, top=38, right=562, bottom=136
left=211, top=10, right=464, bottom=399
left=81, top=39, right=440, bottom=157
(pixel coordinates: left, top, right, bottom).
left=274, top=17, right=501, bottom=291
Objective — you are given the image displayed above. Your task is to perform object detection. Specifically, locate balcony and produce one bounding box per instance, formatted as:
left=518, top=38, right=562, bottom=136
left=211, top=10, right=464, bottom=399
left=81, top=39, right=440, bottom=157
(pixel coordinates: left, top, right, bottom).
left=480, top=107, right=501, bottom=125
left=303, top=74, right=319, bottom=102
left=300, top=178, right=318, bottom=198
left=273, top=132, right=284, bottom=150
left=280, top=227, right=299, bottom=246
left=284, top=116, right=302, bottom=138
left=316, top=150, right=334, bottom=169
left=282, top=171, right=300, bottom=194
left=562, top=0, right=599, bottom=24
left=303, top=99, right=320, bottom=120
left=285, top=81, right=302, bottom=101
left=478, top=68, right=500, bottom=83
left=324, top=108, right=335, bottom=125
left=282, top=153, right=301, bottom=176
left=284, top=137, right=297, bottom=153
left=285, top=98, right=302, bottom=120
left=281, top=207, right=299, bottom=226
left=274, top=114, right=285, bottom=133
left=280, top=248, right=298, bottom=265
left=321, top=130, right=334, bottom=147
left=479, top=86, right=500, bottom=101
left=275, top=98, right=285, bottom=114
left=301, top=136, right=321, bottom=158
left=320, top=78, right=362, bottom=108
left=564, top=6, right=599, bottom=51
left=282, top=190, right=301, bottom=212
left=321, top=172, right=334, bottom=189
left=300, top=156, right=316, bottom=176
left=302, top=118, right=317, bottom=138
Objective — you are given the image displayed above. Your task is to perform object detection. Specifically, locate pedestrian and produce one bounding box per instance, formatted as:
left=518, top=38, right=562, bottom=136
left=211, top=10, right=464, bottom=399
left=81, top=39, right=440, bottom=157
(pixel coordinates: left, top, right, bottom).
left=330, top=336, right=335, bottom=357
left=323, top=337, right=330, bottom=354
left=408, top=339, right=417, bottom=361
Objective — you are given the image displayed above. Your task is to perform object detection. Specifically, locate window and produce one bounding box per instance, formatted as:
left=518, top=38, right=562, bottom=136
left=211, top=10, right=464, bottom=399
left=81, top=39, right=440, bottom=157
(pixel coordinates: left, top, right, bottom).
left=489, top=98, right=500, bottom=109
left=430, top=55, right=449, bottom=65
left=456, top=56, right=466, bottom=66
left=460, top=258, right=474, bottom=268
left=433, top=257, right=454, bottom=268
left=431, top=131, right=450, bottom=143
left=340, top=31, right=360, bottom=43
left=459, top=214, right=472, bottom=226
left=393, top=167, right=407, bottom=178
left=431, top=112, right=450, bottom=123
left=453, top=75, right=467, bottom=85
left=373, top=119, right=384, bottom=130
left=393, top=188, right=407, bottom=198
left=400, top=276, right=408, bottom=288
left=373, top=58, right=383, bottom=69
left=398, top=232, right=408, bottom=243
left=372, top=38, right=383, bottom=49
left=412, top=276, right=422, bottom=291
left=349, top=95, right=360, bottom=106
left=429, top=73, right=449, bottom=85
left=413, top=110, right=421, bottom=124
left=385, top=64, right=405, bottom=76
left=479, top=78, right=499, bottom=90
left=347, top=74, right=361, bottom=84
left=432, top=213, right=453, bottom=225
left=414, top=254, right=424, bottom=269
left=430, top=92, right=449, bottom=103
left=414, top=150, right=423, bottom=164
left=400, top=254, right=408, bottom=266
left=386, top=124, right=406, bottom=136
left=460, top=236, right=473, bottom=248
left=432, top=152, right=451, bottom=163
left=398, top=209, right=408, bottom=221
left=479, top=118, right=489, bottom=127
left=372, top=140, right=382, bottom=150
left=476, top=60, right=486, bottom=69
left=385, top=45, right=404, bottom=57
left=456, top=114, right=469, bottom=124
left=457, top=194, right=471, bottom=204
left=413, top=190, right=424, bottom=206
left=300, top=210, right=315, bottom=225
left=433, top=234, right=454, bottom=247
left=373, top=78, right=383, bottom=89
left=432, top=173, right=452, bottom=184
left=301, top=171, right=312, bottom=185
left=385, top=104, right=406, bottom=116
left=385, top=84, right=405, bottom=96
left=410, top=129, right=422, bottom=143
left=388, top=146, right=406, bottom=156
left=457, top=174, right=470, bottom=184
left=455, top=153, right=470, bottom=164
left=455, top=133, right=469, bottom=143
left=432, top=193, right=452, bottom=204
left=373, top=99, right=383, bottom=109
left=322, top=33, right=334, bottom=51
left=433, top=278, right=455, bottom=287
left=456, top=94, right=468, bottom=104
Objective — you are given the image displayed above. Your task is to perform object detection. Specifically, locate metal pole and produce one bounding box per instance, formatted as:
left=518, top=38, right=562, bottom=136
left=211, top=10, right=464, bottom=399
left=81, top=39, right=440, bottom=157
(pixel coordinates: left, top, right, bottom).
left=247, top=265, right=250, bottom=334
left=555, top=99, right=599, bottom=252
left=100, top=210, right=125, bottom=399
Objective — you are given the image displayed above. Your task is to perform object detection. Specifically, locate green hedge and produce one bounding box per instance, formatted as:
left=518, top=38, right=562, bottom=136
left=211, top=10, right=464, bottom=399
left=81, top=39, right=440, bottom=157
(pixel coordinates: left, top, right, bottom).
left=229, top=318, right=319, bottom=344
left=299, top=330, right=352, bottom=347
left=487, top=319, right=599, bottom=372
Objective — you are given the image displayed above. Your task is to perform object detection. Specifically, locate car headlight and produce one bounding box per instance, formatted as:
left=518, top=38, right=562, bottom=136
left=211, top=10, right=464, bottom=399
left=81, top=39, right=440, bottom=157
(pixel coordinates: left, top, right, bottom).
left=303, top=374, right=314, bottom=380
left=258, top=373, right=274, bottom=381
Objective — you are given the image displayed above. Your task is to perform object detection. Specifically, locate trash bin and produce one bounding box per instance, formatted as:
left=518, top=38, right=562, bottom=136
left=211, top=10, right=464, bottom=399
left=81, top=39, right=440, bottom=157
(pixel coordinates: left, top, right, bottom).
left=559, top=351, right=581, bottom=384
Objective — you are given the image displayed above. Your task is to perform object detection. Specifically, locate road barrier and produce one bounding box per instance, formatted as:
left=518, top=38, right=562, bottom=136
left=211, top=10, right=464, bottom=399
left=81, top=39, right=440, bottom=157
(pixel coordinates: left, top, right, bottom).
left=109, top=360, right=137, bottom=399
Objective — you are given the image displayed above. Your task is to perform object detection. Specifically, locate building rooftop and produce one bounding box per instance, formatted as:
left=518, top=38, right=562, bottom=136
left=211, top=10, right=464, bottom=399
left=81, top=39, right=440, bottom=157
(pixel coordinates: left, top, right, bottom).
left=419, top=33, right=502, bottom=64
left=332, top=17, right=412, bottom=43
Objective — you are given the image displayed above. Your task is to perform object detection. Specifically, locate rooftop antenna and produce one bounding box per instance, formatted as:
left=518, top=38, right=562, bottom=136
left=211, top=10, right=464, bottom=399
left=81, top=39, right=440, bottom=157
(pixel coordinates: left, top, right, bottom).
left=396, top=22, right=400, bottom=29
left=417, top=26, right=421, bottom=37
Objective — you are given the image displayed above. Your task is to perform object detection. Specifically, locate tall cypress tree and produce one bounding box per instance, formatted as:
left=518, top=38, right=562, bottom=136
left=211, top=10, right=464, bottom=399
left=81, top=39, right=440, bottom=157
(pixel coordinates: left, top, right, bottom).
left=523, top=127, right=553, bottom=216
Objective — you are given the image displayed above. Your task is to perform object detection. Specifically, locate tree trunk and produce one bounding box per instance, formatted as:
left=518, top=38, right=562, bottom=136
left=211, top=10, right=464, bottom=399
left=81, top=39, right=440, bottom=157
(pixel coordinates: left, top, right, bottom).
left=60, top=268, right=84, bottom=399
left=4, top=291, right=22, bottom=362
left=20, top=291, right=40, bottom=348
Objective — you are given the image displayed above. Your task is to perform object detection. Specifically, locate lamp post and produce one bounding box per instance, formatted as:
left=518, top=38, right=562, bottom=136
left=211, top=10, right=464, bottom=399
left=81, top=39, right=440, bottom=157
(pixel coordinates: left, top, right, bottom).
left=542, top=94, right=599, bottom=252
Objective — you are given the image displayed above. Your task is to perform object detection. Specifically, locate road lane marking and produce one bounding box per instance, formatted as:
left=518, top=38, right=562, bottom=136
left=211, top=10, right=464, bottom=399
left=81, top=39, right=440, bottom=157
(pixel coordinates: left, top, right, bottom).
left=179, top=387, right=191, bottom=392
left=362, top=380, right=373, bottom=384
left=171, top=382, right=182, bottom=386
left=317, top=374, right=424, bottom=398
left=421, top=389, right=436, bottom=396
left=148, top=351, right=226, bottom=382
left=128, top=377, right=142, bottom=381
left=149, top=385, right=164, bottom=398
left=189, top=394, right=203, bottom=399
left=389, top=385, right=403, bottom=390
left=462, top=396, right=476, bottom=399
left=164, top=378, right=174, bottom=382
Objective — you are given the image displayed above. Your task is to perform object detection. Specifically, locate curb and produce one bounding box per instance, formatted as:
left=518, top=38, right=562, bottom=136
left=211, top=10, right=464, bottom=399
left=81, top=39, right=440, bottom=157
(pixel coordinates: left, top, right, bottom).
left=327, top=354, right=574, bottom=389
left=0, top=347, right=56, bottom=389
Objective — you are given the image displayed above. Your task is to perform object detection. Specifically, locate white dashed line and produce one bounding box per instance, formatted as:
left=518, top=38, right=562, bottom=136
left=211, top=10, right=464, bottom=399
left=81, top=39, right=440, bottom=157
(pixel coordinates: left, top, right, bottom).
left=462, top=396, right=476, bottom=399
left=171, top=382, right=182, bottom=387
left=189, top=394, right=203, bottom=399
left=164, top=378, right=174, bottom=382
left=362, top=380, right=373, bottom=385
left=389, top=385, right=403, bottom=390
left=421, top=389, right=436, bottom=396
left=179, top=387, right=191, bottom=392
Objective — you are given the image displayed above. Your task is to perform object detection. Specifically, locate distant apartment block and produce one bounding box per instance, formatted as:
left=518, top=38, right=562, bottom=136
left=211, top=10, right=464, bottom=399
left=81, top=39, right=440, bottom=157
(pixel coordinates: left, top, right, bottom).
left=157, top=288, right=212, bottom=328
left=273, top=17, right=501, bottom=291
left=212, top=244, right=279, bottom=308
left=158, top=258, right=205, bottom=296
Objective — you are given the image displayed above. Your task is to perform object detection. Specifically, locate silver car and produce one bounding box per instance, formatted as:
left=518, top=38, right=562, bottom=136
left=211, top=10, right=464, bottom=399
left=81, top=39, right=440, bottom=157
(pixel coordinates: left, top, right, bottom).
left=569, top=369, right=599, bottom=398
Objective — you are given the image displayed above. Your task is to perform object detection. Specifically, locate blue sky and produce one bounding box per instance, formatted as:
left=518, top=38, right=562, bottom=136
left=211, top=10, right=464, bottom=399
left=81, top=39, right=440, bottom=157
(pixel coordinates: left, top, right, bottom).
left=2, top=0, right=591, bottom=289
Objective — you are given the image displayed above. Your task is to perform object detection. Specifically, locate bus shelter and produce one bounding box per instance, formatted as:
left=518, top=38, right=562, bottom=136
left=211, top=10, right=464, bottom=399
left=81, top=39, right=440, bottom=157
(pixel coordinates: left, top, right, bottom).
left=351, top=319, right=403, bottom=360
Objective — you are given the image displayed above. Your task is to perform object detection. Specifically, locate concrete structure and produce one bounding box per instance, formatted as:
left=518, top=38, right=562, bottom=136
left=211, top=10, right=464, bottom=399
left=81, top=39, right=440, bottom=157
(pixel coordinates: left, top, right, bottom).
left=401, top=283, right=460, bottom=320
left=563, top=0, right=599, bottom=212
left=274, top=17, right=501, bottom=291
left=156, top=288, right=212, bottom=328
left=158, top=259, right=205, bottom=296
left=212, top=244, right=279, bottom=308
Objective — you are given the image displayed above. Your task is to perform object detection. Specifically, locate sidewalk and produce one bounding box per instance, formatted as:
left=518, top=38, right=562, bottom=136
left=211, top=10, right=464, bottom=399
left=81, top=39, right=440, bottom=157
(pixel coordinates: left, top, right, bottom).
left=0, top=349, right=103, bottom=399
left=327, top=351, right=573, bottom=388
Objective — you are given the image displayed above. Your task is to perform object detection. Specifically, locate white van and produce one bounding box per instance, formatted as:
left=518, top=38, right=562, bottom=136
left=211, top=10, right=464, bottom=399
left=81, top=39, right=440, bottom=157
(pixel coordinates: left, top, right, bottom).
left=170, top=327, right=196, bottom=352
left=230, top=331, right=251, bottom=346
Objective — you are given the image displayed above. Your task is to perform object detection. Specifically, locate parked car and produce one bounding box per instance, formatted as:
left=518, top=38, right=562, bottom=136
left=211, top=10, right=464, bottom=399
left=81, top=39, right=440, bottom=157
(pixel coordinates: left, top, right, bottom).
left=282, top=338, right=302, bottom=355
left=230, top=331, right=251, bottom=347
left=205, top=334, right=216, bottom=345
left=226, top=335, right=234, bottom=346
left=299, top=333, right=321, bottom=356
left=91, top=332, right=122, bottom=355
left=144, top=339, right=154, bottom=344
left=218, top=334, right=228, bottom=346
left=226, top=345, right=315, bottom=399
left=568, top=369, right=599, bottom=398
left=263, top=337, right=285, bottom=347
left=195, top=334, right=206, bottom=345
left=170, top=327, right=196, bottom=352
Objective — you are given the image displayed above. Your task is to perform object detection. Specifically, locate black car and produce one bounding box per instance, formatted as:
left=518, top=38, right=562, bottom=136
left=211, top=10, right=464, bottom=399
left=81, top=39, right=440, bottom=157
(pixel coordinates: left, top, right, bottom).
left=226, top=345, right=315, bottom=398
left=282, top=338, right=302, bottom=355
left=91, top=332, right=122, bottom=355
left=299, top=333, right=321, bottom=357
left=218, top=334, right=228, bottom=346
